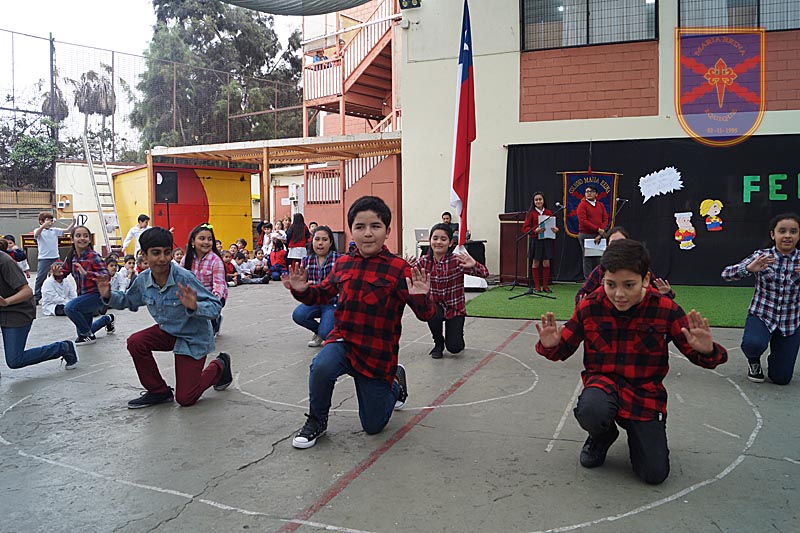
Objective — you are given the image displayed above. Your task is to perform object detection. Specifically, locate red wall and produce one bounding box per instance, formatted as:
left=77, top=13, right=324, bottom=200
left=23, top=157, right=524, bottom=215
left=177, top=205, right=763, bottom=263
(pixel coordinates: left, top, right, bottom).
left=765, top=29, right=800, bottom=110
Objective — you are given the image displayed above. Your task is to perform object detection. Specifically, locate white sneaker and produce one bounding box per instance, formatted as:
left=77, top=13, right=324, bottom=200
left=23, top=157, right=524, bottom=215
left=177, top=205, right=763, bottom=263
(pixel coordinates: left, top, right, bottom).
left=307, top=334, right=324, bottom=347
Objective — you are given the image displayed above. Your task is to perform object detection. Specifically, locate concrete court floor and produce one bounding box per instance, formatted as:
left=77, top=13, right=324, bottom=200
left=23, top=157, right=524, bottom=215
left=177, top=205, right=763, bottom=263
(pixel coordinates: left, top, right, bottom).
left=0, top=282, right=797, bottom=533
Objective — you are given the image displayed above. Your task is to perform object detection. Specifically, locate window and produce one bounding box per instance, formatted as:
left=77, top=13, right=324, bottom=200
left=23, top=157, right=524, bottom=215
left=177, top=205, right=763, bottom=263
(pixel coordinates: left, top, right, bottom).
left=679, top=0, right=800, bottom=31
left=521, top=0, right=658, bottom=51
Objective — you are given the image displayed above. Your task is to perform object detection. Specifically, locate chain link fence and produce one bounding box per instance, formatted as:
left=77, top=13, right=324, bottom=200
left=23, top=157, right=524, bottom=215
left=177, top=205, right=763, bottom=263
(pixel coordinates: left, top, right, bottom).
left=1, top=29, right=303, bottom=190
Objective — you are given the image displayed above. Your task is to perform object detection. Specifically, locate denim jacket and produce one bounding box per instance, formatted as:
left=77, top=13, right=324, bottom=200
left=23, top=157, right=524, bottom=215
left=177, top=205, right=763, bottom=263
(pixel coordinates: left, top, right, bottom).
left=105, top=264, right=221, bottom=359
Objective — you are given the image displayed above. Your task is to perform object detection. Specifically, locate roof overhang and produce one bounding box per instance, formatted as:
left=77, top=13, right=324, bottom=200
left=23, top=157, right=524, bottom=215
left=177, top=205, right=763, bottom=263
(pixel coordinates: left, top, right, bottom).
left=148, top=131, right=401, bottom=167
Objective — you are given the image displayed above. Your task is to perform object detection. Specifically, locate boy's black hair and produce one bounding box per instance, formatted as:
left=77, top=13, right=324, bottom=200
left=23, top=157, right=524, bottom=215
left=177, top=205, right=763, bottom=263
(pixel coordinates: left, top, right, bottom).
left=139, top=227, right=173, bottom=253
left=3, top=234, right=15, bottom=243
left=600, top=239, right=650, bottom=279
left=311, top=225, right=337, bottom=252
left=123, top=254, right=136, bottom=263
left=767, top=212, right=800, bottom=249
left=607, top=226, right=631, bottom=239
left=441, top=211, right=452, bottom=218
left=105, top=254, right=119, bottom=266
left=234, top=252, right=246, bottom=260
left=137, top=214, right=150, bottom=223
left=584, top=185, right=597, bottom=193
left=347, top=196, right=391, bottom=229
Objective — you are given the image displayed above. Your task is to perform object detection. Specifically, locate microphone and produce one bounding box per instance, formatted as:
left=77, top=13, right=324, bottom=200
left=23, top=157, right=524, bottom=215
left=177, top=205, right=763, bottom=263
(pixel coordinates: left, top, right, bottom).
left=555, top=202, right=563, bottom=208
left=617, top=198, right=629, bottom=203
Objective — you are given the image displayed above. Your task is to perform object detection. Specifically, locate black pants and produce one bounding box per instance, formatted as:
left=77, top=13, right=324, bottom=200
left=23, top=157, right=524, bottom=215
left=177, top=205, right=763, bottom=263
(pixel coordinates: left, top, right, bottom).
left=55, top=304, right=66, bottom=316
left=427, top=304, right=465, bottom=354
left=573, top=386, right=670, bottom=485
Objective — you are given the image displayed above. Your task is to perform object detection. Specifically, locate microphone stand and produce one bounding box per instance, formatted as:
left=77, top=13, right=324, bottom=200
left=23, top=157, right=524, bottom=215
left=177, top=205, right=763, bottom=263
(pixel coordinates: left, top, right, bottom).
left=609, top=198, right=629, bottom=229
left=508, top=204, right=566, bottom=301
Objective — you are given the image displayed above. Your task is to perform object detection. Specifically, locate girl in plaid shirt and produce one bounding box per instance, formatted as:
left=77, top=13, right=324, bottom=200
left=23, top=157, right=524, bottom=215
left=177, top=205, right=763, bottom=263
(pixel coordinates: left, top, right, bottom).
left=183, top=224, right=228, bottom=336
left=61, top=226, right=114, bottom=345
left=410, top=223, right=489, bottom=359
left=722, top=213, right=800, bottom=385
left=289, top=225, right=342, bottom=348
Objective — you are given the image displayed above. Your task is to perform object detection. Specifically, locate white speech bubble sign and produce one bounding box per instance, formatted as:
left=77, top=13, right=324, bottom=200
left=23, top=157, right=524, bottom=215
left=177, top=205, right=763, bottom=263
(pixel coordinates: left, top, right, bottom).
left=639, top=167, right=683, bottom=203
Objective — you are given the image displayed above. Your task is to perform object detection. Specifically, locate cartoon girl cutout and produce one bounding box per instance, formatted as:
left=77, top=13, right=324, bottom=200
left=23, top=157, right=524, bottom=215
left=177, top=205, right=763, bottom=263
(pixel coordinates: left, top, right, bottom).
left=674, top=212, right=696, bottom=250
left=699, top=199, right=723, bottom=232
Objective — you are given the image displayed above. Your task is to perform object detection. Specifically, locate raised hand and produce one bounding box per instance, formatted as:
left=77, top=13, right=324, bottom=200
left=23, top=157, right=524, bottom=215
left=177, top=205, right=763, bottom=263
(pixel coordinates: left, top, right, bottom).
left=404, top=254, right=419, bottom=268
left=746, top=253, right=774, bottom=273
left=535, top=312, right=564, bottom=348
left=654, top=277, right=671, bottom=295
left=176, top=283, right=197, bottom=310
left=285, top=262, right=310, bottom=292
left=95, top=274, right=111, bottom=299
left=75, top=262, right=87, bottom=276
left=455, top=252, right=476, bottom=269
left=681, top=309, right=714, bottom=354
left=406, top=266, right=430, bottom=295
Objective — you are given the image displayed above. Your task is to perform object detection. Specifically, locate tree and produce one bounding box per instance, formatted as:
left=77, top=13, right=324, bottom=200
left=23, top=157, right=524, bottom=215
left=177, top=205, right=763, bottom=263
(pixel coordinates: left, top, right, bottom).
left=130, top=0, right=302, bottom=154
left=67, top=67, right=117, bottom=162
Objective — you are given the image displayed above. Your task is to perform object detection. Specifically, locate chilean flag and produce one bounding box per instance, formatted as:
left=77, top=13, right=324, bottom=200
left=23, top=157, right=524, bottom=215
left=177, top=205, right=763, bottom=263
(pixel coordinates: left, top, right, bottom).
left=450, top=0, right=476, bottom=247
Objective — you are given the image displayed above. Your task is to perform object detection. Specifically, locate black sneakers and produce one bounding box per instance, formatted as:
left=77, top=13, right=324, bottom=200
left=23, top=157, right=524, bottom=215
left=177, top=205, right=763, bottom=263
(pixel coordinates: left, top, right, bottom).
left=62, top=340, right=78, bottom=370
left=394, top=363, right=408, bottom=409
left=214, top=352, right=233, bottom=391
left=106, top=314, right=116, bottom=334
left=747, top=361, right=765, bottom=383
left=127, top=388, right=174, bottom=409
left=74, top=334, right=97, bottom=346
left=429, top=344, right=444, bottom=359
left=580, top=425, right=619, bottom=468
left=292, top=413, right=328, bottom=449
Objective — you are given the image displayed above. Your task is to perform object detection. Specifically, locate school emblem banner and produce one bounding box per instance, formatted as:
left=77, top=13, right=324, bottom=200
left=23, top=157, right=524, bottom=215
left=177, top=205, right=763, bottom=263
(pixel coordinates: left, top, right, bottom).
left=676, top=28, right=765, bottom=147
left=562, top=171, right=619, bottom=238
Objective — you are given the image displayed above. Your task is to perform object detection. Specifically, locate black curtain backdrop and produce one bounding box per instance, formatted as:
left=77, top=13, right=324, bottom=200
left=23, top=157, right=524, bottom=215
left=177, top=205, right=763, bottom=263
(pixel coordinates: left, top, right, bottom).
left=505, top=135, right=800, bottom=286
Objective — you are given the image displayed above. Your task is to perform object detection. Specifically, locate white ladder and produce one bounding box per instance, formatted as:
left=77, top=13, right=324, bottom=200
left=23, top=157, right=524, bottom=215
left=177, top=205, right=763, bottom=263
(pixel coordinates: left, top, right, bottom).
left=82, top=134, right=122, bottom=253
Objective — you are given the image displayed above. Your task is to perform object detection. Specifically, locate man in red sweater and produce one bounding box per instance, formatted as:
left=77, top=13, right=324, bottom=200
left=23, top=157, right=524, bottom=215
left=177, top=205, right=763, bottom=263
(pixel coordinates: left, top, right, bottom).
left=576, top=185, right=609, bottom=279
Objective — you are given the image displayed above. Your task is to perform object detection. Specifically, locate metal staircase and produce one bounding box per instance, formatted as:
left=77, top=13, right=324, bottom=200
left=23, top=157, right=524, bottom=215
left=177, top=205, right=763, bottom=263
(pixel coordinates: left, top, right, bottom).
left=82, top=134, right=122, bottom=253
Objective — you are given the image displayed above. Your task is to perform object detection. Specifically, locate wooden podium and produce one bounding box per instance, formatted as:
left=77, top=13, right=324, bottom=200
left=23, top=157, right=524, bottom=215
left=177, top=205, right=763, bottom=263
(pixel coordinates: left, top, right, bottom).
left=498, top=212, right=529, bottom=284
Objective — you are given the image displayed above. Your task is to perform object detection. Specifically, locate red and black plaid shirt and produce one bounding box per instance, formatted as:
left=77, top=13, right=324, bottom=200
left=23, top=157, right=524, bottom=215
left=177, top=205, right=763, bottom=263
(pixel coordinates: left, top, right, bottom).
left=536, top=288, right=727, bottom=421
left=416, top=253, right=489, bottom=319
left=63, top=248, right=108, bottom=295
left=292, top=246, right=435, bottom=382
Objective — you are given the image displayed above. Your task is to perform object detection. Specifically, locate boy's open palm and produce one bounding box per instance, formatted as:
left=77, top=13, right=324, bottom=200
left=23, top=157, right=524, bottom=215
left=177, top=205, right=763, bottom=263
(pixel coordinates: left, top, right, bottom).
left=176, top=284, right=197, bottom=310
left=406, top=267, right=430, bottom=295
left=535, top=312, right=564, bottom=348
left=681, top=309, right=714, bottom=354
left=285, top=263, right=309, bottom=292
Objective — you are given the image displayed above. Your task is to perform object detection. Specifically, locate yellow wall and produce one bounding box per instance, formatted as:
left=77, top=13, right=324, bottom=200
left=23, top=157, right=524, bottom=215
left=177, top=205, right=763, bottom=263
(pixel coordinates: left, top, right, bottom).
left=199, top=169, right=253, bottom=248
left=113, top=166, right=152, bottom=254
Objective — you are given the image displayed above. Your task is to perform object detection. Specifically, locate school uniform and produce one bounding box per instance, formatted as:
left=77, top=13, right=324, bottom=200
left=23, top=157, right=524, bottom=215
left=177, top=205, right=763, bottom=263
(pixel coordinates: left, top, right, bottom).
left=522, top=207, right=555, bottom=261
left=34, top=226, right=65, bottom=302
left=577, top=199, right=608, bottom=279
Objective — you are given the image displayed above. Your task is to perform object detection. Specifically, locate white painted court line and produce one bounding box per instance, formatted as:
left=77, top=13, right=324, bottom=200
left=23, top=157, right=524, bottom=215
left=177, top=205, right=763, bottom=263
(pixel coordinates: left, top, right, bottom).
left=675, top=393, right=685, bottom=404
left=0, top=395, right=32, bottom=446
left=703, top=423, right=741, bottom=439
left=784, top=457, right=800, bottom=465
left=545, top=381, right=582, bottom=453
left=17, top=450, right=373, bottom=532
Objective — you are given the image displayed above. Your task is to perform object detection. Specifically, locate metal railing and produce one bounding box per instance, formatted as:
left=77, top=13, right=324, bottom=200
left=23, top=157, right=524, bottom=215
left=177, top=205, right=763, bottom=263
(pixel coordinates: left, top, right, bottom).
left=306, top=168, right=341, bottom=203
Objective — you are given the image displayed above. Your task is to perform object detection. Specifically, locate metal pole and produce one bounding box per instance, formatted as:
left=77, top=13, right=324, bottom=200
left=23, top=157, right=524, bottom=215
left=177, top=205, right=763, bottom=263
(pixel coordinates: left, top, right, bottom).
left=111, top=51, right=116, bottom=161
left=227, top=72, right=231, bottom=143
left=173, top=63, right=177, bottom=139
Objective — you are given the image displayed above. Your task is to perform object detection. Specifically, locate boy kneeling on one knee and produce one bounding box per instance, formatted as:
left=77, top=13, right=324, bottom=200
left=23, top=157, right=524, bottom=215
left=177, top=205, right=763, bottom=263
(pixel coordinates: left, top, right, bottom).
left=535, top=239, right=727, bottom=484
left=98, top=227, right=232, bottom=409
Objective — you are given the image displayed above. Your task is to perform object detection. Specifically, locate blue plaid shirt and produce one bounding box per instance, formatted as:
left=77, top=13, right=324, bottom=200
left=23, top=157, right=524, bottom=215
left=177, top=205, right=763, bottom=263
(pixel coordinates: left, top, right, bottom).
left=301, top=251, right=342, bottom=304
left=721, top=247, right=800, bottom=335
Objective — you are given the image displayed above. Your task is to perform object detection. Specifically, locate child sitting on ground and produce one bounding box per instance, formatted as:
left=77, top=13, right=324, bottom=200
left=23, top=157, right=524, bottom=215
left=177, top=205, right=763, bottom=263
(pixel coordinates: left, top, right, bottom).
left=251, top=249, right=268, bottom=278
left=121, top=254, right=138, bottom=288
left=535, top=239, right=727, bottom=484
left=222, top=251, right=237, bottom=287
left=41, top=261, right=77, bottom=316
left=172, top=247, right=184, bottom=266
left=284, top=196, right=436, bottom=449
left=97, top=227, right=232, bottom=409
left=268, top=239, right=288, bottom=281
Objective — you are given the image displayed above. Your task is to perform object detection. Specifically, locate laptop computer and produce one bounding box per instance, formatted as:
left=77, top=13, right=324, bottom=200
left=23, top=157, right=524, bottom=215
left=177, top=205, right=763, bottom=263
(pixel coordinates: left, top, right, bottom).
left=414, top=228, right=429, bottom=242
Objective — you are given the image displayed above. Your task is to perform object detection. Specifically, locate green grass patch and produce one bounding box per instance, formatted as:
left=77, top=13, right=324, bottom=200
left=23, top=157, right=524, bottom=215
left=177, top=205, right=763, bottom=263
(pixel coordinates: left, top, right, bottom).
left=466, top=284, right=754, bottom=328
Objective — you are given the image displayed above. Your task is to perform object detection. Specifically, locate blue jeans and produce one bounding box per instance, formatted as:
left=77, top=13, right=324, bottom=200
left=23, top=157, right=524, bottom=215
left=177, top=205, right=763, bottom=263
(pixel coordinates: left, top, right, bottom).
left=292, top=303, right=335, bottom=339
left=34, top=257, right=57, bottom=302
left=308, top=341, right=400, bottom=434
left=64, top=293, right=112, bottom=337
left=2, top=323, right=70, bottom=369
left=741, top=315, right=800, bottom=385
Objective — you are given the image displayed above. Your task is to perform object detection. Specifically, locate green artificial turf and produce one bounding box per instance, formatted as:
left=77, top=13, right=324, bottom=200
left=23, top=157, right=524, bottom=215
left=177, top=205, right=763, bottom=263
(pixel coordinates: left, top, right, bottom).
left=466, top=283, right=755, bottom=328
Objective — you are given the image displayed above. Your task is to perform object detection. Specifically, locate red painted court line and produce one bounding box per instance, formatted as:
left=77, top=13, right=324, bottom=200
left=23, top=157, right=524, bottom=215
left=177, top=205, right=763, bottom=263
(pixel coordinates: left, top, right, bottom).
left=278, top=320, right=534, bottom=532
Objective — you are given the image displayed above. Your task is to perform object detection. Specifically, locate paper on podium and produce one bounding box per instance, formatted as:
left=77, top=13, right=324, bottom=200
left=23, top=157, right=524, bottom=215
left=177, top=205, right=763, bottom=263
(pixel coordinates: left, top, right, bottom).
left=537, top=215, right=557, bottom=239
left=584, top=238, right=607, bottom=257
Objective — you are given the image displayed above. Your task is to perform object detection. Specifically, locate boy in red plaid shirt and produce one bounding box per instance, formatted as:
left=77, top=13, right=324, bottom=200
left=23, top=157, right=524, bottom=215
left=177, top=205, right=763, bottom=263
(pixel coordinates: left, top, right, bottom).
left=284, top=196, right=436, bottom=449
left=535, top=240, right=727, bottom=484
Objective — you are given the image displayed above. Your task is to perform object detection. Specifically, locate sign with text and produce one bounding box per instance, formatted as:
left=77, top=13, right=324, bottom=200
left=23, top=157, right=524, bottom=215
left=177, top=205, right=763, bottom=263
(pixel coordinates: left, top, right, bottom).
left=562, top=171, right=619, bottom=238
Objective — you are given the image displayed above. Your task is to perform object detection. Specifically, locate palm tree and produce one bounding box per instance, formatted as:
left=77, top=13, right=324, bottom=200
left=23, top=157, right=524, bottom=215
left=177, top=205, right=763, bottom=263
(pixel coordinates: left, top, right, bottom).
left=69, top=67, right=116, bottom=159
